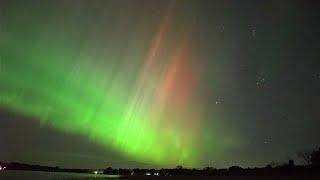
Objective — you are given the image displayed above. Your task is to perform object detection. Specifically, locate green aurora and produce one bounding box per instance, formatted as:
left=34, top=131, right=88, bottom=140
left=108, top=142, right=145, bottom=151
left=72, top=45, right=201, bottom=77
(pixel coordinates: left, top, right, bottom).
left=1, top=0, right=315, bottom=169
left=0, top=1, right=209, bottom=167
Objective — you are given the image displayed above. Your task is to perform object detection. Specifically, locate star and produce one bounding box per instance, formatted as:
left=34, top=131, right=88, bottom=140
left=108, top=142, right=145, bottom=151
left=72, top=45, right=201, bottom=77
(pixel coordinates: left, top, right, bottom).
left=216, top=24, right=225, bottom=32
left=248, top=25, right=256, bottom=38
left=215, top=97, right=224, bottom=105
left=256, top=73, right=267, bottom=88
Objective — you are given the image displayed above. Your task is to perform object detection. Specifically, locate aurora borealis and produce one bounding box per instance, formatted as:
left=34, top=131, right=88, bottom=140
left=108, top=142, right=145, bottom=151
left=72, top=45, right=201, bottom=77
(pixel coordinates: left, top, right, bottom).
left=0, top=0, right=205, bottom=167
left=1, top=0, right=320, bottom=168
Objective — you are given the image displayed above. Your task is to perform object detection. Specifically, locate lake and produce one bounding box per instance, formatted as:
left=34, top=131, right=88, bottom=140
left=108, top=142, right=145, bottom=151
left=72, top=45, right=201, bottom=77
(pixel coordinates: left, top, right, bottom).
left=0, top=170, right=119, bottom=179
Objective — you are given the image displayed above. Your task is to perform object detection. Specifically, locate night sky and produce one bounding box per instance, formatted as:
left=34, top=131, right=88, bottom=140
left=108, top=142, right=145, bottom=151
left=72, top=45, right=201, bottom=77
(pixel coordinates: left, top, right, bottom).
left=1, top=0, right=320, bottom=169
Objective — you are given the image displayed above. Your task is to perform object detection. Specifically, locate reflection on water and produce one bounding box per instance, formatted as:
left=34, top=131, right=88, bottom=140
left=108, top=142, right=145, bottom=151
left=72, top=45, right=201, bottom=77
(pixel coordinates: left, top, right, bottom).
left=0, top=170, right=120, bottom=179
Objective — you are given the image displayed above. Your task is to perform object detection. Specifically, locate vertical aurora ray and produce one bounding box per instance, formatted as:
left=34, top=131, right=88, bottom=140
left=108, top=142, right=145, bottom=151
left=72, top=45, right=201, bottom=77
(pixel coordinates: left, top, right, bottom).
left=0, top=1, right=205, bottom=166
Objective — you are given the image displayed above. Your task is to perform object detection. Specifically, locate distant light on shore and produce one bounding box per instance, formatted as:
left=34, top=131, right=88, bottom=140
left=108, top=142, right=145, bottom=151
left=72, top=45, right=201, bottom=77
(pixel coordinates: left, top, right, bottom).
left=0, top=165, right=6, bottom=171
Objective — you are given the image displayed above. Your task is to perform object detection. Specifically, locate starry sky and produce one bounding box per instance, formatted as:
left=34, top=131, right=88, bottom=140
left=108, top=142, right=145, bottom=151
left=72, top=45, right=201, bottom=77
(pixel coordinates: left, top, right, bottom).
left=0, top=0, right=320, bottom=169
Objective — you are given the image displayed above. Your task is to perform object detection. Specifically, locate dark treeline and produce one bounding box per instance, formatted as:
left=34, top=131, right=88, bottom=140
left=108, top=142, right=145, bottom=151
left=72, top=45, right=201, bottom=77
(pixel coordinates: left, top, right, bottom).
left=1, top=147, right=320, bottom=176
left=0, top=162, right=89, bottom=174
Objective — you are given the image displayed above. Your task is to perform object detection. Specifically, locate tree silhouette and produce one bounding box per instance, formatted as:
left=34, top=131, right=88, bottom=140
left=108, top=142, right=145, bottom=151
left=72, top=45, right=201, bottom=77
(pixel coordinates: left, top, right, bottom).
left=298, top=147, right=320, bottom=166
left=310, top=147, right=320, bottom=166
left=176, top=165, right=183, bottom=170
